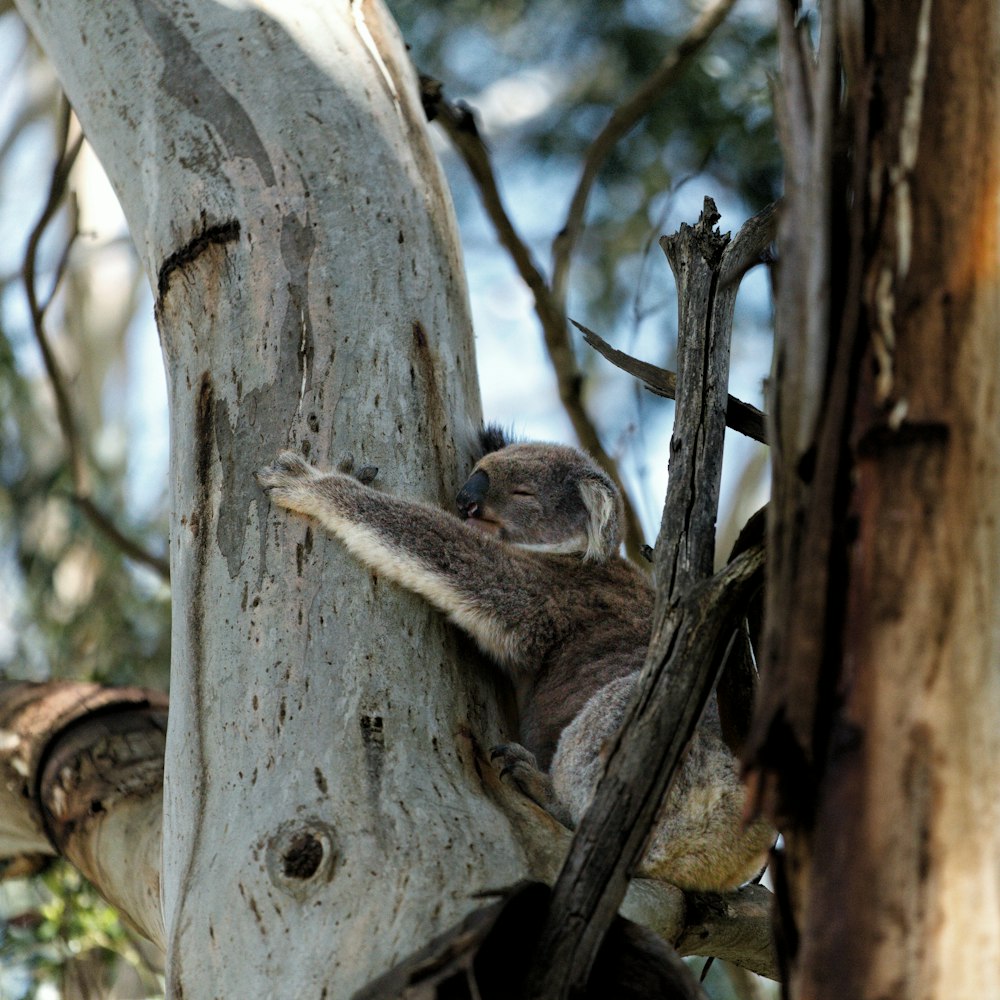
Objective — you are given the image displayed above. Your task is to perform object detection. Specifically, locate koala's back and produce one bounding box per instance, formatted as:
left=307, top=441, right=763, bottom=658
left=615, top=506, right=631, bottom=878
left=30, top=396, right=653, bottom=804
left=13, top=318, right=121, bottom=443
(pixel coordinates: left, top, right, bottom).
left=515, top=553, right=653, bottom=769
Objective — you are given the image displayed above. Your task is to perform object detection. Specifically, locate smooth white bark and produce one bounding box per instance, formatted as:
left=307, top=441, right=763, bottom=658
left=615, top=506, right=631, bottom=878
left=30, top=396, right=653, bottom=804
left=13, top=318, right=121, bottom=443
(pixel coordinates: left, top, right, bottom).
left=13, top=0, right=529, bottom=994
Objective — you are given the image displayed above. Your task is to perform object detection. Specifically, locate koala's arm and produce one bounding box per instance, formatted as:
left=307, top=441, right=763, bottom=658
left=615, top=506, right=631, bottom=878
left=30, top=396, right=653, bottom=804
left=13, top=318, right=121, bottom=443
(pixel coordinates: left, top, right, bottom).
left=256, top=452, right=549, bottom=668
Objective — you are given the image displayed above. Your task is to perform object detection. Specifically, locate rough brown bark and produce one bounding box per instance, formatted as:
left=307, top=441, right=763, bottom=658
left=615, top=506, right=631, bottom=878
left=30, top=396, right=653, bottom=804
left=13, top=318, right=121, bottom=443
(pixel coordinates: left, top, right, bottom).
left=749, top=0, right=1000, bottom=995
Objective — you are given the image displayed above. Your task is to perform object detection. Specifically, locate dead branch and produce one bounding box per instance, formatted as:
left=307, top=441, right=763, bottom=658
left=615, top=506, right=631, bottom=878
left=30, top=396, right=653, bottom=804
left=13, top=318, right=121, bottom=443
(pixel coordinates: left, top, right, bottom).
left=575, top=320, right=768, bottom=444
left=523, top=202, right=771, bottom=998
left=524, top=544, right=766, bottom=1000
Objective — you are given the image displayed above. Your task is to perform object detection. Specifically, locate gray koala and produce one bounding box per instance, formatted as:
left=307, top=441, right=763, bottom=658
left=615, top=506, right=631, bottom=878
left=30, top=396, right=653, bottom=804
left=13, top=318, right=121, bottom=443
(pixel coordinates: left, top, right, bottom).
left=256, top=434, right=773, bottom=891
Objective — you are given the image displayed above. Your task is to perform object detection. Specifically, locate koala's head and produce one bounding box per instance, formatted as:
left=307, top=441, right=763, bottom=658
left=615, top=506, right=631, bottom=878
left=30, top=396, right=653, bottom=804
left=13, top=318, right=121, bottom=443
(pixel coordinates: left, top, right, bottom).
left=455, top=442, right=623, bottom=561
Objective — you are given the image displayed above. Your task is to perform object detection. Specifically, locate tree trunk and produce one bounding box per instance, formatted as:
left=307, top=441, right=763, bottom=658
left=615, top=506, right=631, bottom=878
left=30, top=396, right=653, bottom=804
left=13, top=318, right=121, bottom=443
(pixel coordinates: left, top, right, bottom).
left=12, top=1, right=530, bottom=994
left=752, top=0, right=1000, bottom=996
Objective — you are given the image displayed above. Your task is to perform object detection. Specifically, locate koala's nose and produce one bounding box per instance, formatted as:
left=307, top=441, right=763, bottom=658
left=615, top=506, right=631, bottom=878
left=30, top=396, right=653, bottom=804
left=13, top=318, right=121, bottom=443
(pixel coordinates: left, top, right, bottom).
left=456, top=469, right=489, bottom=517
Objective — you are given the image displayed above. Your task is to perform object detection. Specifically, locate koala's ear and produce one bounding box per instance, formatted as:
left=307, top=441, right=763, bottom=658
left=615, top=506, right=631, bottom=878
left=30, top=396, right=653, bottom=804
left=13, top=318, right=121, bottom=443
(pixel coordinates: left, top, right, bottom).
left=577, top=473, right=624, bottom=561
left=477, top=422, right=511, bottom=456
left=458, top=422, right=514, bottom=481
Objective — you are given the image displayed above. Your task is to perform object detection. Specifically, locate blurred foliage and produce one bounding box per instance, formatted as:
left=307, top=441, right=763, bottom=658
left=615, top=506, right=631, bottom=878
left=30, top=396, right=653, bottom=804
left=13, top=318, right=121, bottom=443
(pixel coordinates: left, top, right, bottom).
left=393, top=0, right=778, bottom=330
left=0, top=861, right=162, bottom=998
left=0, top=255, right=171, bottom=689
left=0, top=14, right=170, bottom=690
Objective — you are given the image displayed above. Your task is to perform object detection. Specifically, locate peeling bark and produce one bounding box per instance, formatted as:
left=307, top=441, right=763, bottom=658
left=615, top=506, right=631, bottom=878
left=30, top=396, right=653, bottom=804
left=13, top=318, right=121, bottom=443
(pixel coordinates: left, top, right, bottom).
left=750, top=0, right=1000, bottom=996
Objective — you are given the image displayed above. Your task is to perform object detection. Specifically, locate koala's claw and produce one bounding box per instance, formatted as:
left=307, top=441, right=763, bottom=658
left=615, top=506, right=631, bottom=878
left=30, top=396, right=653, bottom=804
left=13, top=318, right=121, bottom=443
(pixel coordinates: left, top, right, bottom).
left=490, top=744, right=571, bottom=826
left=490, top=743, right=539, bottom=779
left=256, top=451, right=317, bottom=490
left=336, top=452, right=379, bottom=485
left=255, top=453, right=328, bottom=520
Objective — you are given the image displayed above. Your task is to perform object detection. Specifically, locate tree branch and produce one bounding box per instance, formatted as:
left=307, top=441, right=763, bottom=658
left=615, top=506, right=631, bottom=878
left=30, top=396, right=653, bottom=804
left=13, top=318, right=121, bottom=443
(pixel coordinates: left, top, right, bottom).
left=550, top=0, right=740, bottom=311
left=22, top=102, right=87, bottom=489
left=523, top=202, right=769, bottom=998
left=674, top=883, right=776, bottom=978
left=574, top=319, right=768, bottom=444
left=20, top=101, right=170, bottom=580
left=0, top=680, right=168, bottom=947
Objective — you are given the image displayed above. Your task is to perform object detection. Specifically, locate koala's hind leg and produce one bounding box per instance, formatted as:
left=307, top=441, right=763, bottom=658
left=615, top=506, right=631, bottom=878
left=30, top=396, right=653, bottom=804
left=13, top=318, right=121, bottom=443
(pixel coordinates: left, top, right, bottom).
left=490, top=744, right=573, bottom=827
left=549, top=673, right=637, bottom=824
left=550, top=672, right=775, bottom=891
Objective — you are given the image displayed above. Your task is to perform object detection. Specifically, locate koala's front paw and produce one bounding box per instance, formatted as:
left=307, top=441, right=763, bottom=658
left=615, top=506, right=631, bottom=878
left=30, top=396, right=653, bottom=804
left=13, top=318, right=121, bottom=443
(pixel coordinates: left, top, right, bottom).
left=256, top=451, right=327, bottom=516
left=256, top=451, right=318, bottom=487
left=490, top=744, right=571, bottom=826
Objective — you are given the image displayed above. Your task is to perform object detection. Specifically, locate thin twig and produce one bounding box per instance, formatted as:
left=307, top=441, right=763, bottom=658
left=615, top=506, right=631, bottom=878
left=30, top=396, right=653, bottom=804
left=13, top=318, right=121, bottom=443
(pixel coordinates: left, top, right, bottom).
left=23, top=104, right=87, bottom=490
left=575, top=319, right=768, bottom=443
left=428, top=90, right=646, bottom=561
left=21, top=102, right=170, bottom=581
left=550, top=0, right=741, bottom=311
left=75, top=498, right=169, bottom=577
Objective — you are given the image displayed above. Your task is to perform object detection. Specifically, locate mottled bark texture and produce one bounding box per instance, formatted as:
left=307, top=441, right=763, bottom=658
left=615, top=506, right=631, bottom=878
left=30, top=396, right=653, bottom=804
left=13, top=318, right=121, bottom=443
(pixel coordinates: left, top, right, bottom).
left=749, top=0, right=1000, bottom=996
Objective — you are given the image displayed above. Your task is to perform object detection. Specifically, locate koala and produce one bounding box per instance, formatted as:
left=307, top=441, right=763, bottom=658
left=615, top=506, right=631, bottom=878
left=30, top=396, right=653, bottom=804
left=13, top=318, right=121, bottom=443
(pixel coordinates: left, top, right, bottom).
left=256, top=433, right=773, bottom=891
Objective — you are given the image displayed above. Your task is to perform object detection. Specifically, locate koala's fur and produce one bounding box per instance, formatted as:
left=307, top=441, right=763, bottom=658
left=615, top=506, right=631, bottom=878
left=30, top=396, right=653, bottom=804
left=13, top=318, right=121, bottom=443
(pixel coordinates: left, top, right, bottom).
left=256, top=433, right=773, bottom=891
